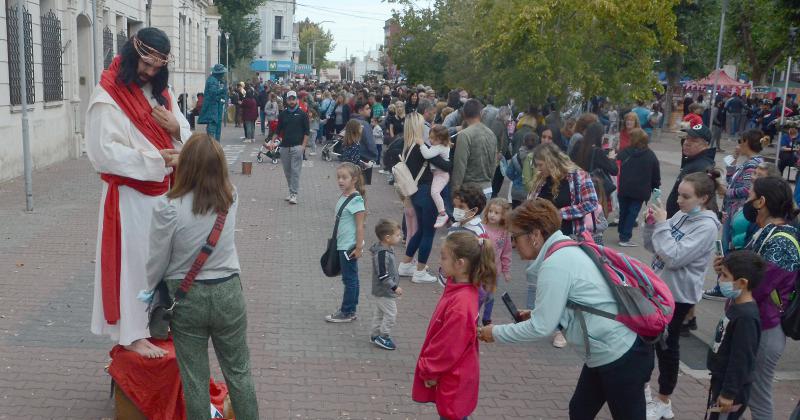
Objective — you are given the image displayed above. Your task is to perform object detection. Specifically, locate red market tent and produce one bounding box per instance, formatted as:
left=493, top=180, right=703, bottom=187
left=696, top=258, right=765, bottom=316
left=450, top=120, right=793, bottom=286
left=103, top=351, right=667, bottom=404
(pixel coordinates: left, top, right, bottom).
left=684, top=69, right=750, bottom=94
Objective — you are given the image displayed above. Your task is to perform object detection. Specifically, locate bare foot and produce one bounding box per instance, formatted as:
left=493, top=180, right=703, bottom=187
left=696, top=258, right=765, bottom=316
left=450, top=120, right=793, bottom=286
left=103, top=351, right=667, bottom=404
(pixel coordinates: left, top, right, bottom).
left=144, top=340, right=168, bottom=358
left=123, top=339, right=166, bottom=359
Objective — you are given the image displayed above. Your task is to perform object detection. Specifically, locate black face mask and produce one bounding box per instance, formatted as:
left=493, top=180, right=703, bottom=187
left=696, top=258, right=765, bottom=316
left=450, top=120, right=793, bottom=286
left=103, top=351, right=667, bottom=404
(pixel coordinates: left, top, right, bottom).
left=742, top=199, right=759, bottom=223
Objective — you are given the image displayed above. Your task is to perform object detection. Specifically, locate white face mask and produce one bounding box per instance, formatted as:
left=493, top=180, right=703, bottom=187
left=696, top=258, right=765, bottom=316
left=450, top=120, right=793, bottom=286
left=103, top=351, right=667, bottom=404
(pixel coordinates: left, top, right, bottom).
left=452, top=208, right=468, bottom=222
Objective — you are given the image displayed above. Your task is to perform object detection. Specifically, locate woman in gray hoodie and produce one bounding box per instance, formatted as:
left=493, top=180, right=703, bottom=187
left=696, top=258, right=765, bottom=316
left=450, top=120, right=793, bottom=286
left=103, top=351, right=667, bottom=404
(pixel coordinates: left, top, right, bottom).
left=643, top=170, right=722, bottom=420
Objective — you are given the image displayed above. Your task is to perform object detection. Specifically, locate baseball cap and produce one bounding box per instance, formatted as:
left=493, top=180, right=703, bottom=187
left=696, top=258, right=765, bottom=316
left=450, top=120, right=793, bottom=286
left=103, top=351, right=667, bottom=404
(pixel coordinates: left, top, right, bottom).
left=682, top=124, right=712, bottom=143
left=286, top=90, right=297, bottom=98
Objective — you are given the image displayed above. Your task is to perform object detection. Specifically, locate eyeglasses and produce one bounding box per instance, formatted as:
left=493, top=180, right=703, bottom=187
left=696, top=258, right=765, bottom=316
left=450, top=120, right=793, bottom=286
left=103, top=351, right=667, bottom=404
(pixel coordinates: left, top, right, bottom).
left=510, top=231, right=531, bottom=242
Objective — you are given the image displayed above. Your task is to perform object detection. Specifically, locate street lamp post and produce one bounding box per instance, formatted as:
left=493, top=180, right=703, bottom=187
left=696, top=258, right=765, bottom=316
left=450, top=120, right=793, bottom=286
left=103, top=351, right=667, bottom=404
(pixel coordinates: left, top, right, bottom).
left=180, top=3, right=188, bottom=121
left=224, top=31, right=230, bottom=87
left=708, top=0, right=728, bottom=113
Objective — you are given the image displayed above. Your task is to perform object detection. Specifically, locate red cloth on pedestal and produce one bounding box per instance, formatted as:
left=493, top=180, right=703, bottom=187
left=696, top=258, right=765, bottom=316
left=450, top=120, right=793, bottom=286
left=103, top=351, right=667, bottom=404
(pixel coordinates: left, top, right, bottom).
left=108, top=338, right=229, bottom=420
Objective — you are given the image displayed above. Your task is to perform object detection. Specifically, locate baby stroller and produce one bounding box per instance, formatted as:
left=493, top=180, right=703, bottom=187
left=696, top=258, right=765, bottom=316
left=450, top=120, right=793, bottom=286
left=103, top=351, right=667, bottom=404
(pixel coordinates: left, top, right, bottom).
left=256, top=137, right=281, bottom=164
left=320, top=133, right=344, bottom=162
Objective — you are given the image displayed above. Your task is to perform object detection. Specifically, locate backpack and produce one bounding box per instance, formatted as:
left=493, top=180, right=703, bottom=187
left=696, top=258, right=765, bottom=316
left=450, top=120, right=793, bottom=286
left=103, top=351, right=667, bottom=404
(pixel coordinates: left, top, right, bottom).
left=760, top=228, right=800, bottom=340
left=392, top=145, right=427, bottom=197
left=544, top=231, right=675, bottom=356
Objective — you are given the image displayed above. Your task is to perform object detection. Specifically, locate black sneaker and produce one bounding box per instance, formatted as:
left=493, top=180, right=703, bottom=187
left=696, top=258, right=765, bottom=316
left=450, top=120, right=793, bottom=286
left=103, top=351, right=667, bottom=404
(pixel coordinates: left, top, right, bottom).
left=702, top=287, right=727, bottom=301
left=680, top=317, right=698, bottom=337
left=325, top=311, right=357, bottom=323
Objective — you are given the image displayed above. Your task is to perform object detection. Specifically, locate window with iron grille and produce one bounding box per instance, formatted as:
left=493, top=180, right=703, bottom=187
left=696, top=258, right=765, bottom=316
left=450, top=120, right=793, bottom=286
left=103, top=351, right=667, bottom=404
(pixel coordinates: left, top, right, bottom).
left=103, top=26, right=113, bottom=69
left=41, top=10, right=63, bottom=102
left=117, top=29, right=127, bottom=55
left=6, top=5, right=35, bottom=105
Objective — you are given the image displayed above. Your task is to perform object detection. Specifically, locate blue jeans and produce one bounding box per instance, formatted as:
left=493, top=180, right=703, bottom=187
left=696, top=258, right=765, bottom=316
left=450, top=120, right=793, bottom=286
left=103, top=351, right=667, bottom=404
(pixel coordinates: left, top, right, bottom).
left=721, top=215, right=733, bottom=253
left=617, top=197, right=643, bottom=242
left=376, top=144, right=383, bottom=166
left=259, top=109, right=266, bottom=134
left=405, top=183, right=437, bottom=264
left=338, top=250, right=359, bottom=315
left=481, top=289, right=495, bottom=323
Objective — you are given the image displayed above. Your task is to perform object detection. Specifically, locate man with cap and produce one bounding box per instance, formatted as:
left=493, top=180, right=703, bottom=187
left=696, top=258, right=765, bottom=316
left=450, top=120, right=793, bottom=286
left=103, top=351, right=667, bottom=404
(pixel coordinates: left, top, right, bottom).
left=275, top=90, right=310, bottom=204
left=198, top=63, right=227, bottom=141
left=85, top=27, right=190, bottom=358
left=665, top=124, right=716, bottom=217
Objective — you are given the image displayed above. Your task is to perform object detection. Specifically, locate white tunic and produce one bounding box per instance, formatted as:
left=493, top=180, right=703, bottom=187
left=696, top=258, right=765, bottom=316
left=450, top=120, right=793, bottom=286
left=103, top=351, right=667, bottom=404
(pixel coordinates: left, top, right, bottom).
left=87, top=83, right=190, bottom=345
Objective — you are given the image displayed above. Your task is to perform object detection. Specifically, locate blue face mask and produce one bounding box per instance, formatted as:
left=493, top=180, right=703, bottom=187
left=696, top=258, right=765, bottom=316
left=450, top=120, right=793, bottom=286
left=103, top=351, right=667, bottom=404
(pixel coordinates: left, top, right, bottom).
left=719, top=281, right=742, bottom=299
left=688, top=206, right=703, bottom=216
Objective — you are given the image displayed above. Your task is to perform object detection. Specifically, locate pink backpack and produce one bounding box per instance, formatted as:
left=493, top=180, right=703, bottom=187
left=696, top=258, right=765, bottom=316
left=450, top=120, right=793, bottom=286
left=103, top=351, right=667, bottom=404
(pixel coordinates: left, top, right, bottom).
left=544, top=231, right=675, bottom=355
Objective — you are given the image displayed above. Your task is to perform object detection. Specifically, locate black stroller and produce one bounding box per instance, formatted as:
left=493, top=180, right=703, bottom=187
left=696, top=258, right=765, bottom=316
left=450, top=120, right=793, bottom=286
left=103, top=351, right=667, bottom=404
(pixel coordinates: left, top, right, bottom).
left=256, top=137, right=281, bottom=164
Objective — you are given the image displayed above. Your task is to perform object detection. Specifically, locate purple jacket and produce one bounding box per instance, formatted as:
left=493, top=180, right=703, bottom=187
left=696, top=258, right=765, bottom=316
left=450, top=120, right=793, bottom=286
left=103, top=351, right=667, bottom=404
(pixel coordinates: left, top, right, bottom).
left=748, top=224, right=800, bottom=330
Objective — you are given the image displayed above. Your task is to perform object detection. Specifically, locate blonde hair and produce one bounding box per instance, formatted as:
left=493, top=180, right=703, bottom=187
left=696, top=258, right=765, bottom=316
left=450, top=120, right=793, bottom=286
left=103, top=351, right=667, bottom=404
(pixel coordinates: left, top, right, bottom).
left=629, top=127, right=649, bottom=149
left=336, top=162, right=366, bottom=198
left=403, top=112, right=425, bottom=151
left=530, top=143, right=579, bottom=196
left=484, top=198, right=511, bottom=228
left=444, top=232, right=497, bottom=292
left=343, top=119, right=362, bottom=146
left=395, top=101, right=406, bottom=119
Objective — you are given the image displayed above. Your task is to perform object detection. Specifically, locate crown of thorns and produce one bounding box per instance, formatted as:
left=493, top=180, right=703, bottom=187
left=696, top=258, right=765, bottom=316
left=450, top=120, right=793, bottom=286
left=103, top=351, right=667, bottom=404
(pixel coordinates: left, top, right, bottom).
left=133, top=36, right=173, bottom=66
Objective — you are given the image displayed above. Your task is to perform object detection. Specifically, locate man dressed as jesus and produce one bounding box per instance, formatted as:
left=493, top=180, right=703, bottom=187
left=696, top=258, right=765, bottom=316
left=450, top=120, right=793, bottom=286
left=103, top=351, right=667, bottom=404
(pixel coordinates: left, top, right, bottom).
left=87, top=27, right=190, bottom=358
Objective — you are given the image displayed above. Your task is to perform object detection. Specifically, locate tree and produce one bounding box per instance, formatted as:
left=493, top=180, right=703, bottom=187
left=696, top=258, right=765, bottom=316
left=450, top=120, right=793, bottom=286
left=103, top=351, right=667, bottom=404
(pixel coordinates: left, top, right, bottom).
left=727, top=0, right=797, bottom=84
left=298, top=19, right=335, bottom=70
left=389, top=1, right=450, bottom=91
left=217, top=0, right=263, bottom=70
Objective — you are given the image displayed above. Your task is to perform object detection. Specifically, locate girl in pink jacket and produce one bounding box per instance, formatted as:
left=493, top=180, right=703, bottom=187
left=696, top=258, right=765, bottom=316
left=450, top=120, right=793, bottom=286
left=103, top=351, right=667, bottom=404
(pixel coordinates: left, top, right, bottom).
left=412, top=232, right=497, bottom=420
left=481, top=198, right=513, bottom=325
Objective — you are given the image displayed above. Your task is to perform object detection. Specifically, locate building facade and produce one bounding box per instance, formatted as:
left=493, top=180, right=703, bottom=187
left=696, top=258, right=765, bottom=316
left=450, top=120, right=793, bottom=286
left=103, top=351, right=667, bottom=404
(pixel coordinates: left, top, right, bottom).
left=251, top=0, right=299, bottom=81
left=383, top=18, right=398, bottom=80
left=0, top=0, right=220, bottom=183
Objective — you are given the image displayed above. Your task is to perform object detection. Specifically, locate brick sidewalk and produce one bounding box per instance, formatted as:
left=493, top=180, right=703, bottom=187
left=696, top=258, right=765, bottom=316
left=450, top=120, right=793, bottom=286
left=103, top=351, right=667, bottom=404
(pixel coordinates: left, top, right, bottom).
left=0, top=126, right=797, bottom=419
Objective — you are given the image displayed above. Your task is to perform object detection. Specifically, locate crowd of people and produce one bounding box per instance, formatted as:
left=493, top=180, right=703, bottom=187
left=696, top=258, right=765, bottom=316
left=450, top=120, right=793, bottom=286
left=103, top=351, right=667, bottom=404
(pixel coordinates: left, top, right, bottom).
left=89, top=28, right=800, bottom=420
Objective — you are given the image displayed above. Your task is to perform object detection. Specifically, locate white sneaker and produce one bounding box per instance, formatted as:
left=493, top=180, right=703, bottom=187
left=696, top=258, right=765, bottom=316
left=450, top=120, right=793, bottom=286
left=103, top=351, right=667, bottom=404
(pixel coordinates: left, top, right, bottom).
left=398, top=262, right=416, bottom=277
left=288, top=194, right=298, bottom=205
left=552, top=330, right=567, bottom=348
left=618, top=241, right=638, bottom=247
left=434, top=213, right=449, bottom=228
left=411, top=269, right=437, bottom=284
left=285, top=195, right=292, bottom=201
left=646, top=399, right=674, bottom=420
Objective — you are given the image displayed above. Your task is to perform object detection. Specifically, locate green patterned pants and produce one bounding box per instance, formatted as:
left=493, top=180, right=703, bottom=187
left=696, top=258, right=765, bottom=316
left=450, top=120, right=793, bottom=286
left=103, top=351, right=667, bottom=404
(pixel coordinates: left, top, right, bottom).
left=166, top=275, right=258, bottom=420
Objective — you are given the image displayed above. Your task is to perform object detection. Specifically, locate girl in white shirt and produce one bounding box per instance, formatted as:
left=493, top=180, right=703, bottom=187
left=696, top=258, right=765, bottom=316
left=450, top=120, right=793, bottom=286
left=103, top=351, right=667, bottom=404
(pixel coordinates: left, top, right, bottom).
left=421, top=125, right=452, bottom=228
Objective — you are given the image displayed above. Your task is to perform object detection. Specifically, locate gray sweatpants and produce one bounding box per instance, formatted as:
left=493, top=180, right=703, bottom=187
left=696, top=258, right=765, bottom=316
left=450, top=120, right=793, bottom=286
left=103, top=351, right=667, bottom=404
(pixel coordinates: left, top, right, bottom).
left=371, top=296, right=397, bottom=337
left=281, top=145, right=303, bottom=195
left=749, top=325, right=786, bottom=420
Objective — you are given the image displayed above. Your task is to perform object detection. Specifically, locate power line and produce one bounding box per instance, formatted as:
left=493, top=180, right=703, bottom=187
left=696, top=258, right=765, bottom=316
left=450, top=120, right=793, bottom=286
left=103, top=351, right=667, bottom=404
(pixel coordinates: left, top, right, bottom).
left=295, top=3, right=389, bottom=21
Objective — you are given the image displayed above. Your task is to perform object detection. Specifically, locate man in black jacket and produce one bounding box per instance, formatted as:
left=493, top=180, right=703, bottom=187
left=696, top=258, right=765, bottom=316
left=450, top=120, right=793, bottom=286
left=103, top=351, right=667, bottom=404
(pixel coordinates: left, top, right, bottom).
left=276, top=90, right=309, bottom=205
left=666, top=124, right=716, bottom=217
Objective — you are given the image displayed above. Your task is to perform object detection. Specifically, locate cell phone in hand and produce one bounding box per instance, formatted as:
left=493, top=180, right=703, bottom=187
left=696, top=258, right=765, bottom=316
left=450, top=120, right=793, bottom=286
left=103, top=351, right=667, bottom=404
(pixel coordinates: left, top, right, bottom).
left=650, top=188, right=662, bottom=205
left=715, top=240, right=724, bottom=257
left=501, top=292, right=524, bottom=323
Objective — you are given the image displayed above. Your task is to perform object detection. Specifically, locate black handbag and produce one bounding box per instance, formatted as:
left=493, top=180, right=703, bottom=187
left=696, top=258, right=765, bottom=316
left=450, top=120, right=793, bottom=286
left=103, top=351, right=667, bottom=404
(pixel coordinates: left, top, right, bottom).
left=321, top=193, right=358, bottom=277
left=148, top=210, right=228, bottom=340
left=780, top=281, right=800, bottom=340
left=590, top=148, right=617, bottom=195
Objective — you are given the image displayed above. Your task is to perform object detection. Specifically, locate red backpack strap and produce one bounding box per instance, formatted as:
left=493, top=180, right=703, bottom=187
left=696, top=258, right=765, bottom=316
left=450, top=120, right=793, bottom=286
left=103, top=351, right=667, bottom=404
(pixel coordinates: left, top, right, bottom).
left=543, top=239, right=579, bottom=260
left=174, top=211, right=228, bottom=301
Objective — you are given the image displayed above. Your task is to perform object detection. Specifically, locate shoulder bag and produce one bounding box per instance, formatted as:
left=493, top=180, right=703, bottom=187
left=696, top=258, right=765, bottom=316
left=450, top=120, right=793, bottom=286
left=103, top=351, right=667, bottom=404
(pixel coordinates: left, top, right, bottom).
left=320, top=193, right=358, bottom=277
left=589, top=147, right=617, bottom=195
left=148, top=210, right=228, bottom=340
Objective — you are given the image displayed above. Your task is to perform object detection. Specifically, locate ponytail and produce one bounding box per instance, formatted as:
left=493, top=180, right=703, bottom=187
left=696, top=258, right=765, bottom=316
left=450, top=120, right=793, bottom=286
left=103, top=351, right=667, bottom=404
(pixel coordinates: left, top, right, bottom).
left=445, top=233, right=497, bottom=292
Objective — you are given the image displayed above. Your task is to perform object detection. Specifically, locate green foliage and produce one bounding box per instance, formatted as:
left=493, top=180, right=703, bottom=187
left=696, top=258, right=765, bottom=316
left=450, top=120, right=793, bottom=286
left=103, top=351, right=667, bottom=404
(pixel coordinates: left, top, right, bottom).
left=390, top=0, right=681, bottom=105
left=298, top=19, right=336, bottom=69
left=217, top=0, right=264, bottom=69
left=726, top=0, right=797, bottom=84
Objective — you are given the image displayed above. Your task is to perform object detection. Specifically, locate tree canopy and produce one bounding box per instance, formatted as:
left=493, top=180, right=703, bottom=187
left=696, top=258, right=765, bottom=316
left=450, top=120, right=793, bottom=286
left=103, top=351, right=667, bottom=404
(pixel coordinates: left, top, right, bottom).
left=217, top=0, right=263, bottom=70
left=298, top=19, right=336, bottom=70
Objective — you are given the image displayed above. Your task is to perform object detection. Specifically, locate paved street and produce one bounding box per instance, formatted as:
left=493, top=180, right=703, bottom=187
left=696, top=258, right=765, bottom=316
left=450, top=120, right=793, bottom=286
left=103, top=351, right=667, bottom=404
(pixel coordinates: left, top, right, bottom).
left=0, top=125, right=798, bottom=419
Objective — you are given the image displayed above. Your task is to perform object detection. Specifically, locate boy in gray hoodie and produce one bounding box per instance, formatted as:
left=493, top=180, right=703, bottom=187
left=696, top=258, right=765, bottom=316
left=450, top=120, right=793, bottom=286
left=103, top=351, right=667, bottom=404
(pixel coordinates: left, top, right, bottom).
left=370, top=219, right=404, bottom=350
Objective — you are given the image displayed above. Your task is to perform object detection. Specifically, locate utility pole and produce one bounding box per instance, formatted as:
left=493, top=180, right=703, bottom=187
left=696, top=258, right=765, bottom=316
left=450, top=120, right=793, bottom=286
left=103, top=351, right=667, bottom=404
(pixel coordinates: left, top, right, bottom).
left=16, top=0, right=32, bottom=211
left=708, top=0, right=728, bottom=111
left=225, top=32, right=230, bottom=87
left=180, top=4, right=188, bottom=121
